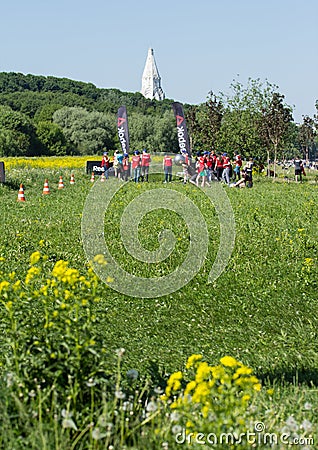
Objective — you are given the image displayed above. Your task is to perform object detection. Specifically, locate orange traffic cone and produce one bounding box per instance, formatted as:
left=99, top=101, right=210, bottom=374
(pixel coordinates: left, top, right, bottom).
left=100, top=173, right=105, bottom=182
left=17, top=184, right=26, bottom=202
left=42, top=179, right=50, bottom=195
left=70, top=174, right=75, bottom=184
left=58, top=176, right=64, bottom=189
left=90, top=172, right=95, bottom=182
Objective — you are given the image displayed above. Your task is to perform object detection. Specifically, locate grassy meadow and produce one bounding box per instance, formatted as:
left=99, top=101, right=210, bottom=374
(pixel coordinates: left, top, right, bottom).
left=0, top=157, right=317, bottom=449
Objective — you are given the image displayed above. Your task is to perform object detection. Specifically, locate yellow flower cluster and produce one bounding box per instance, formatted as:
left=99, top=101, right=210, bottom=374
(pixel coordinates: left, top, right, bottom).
left=30, top=251, right=41, bottom=265
left=25, top=266, right=41, bottom=285
left=163, top=354, right=262, bottom=430
left=302, top=257, right=314, bottom=272
left=165, top=371, right=182, bottom=397
left=3, top=154, right=165, bottom=171
left=3, top=156, right=92, bottom=170
left=52, top=261, right=80, bottom=286
left=185, top=353, right=203, bottom=369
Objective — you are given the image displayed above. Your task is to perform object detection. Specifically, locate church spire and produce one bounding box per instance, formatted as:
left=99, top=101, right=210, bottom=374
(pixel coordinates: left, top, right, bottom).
left=141, top=48, right=165, bottom=101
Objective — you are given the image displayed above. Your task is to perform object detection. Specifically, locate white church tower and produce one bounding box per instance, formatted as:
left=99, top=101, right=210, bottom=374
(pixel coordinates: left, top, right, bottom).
left=141, top=48, right=165, bottom=101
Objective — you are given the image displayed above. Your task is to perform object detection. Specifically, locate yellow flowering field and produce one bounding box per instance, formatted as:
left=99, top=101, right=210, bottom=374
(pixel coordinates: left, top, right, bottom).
left=2, top=154, right=164, bottom=171
left=2, top=156, right=95, bottom=170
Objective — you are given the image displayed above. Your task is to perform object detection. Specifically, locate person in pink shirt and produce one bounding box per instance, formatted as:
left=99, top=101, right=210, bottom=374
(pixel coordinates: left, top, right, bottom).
left=215, top=153, right=224, bottom=181
left=233, top=150, right=242, bottom=181
left=100, top=151, right=110, bottom=179
left=163, top=153, right=173, bottom=183
left=141, top=149, right=151, bottom=182
left=122, top=153, right=130, bottom=181
left=222, top=153, right=232, bottom=185
left=132, top=151, right=141, bottom=182
left=196, top=151, right=210, bottom=187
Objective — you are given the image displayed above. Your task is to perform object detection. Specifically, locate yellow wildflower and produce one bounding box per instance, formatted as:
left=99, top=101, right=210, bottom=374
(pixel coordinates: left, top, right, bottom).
left=52, top=260, right=68, bottom=279
left=192, top=381, right=210, bottom=402
left=220, top=356, right=239, bottom=368
left=93, top=254, right=107, bottom=265
left=211, top=365, right=225, bottom=380
left=0, top=281, right=10, bottom=292
left=30, top=251, right=41, bottom=265
left=186, top=354, right=203, bottom=369
left=184, top=380, right=196, bottom=395
left=40, top=285, right=48, bottom=296
left=13, top=280, right=21, bottom=291
left=186, top=420, right=194, bottom=429
left=25, top=267, right=40, bottom=284
left=61, top=268, right=79, bottom=285
left=233, top=366, right=253, bottom=379
left=5, top=301, right=13, bottom=310
left=195, top=362, right=211, bottom=383
left=248, top=375, right=260, bottom=384
left=165, top=371, right=182, bottom=396
left=201, top=404, right=210, bottom=418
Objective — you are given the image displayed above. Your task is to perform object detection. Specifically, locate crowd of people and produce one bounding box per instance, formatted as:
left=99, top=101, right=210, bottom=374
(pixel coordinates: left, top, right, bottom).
left=101, top=149, right=152, bottom=183
left=100, top=149, right=310, bottom=187
left=179, top=149, right=254, bottom=188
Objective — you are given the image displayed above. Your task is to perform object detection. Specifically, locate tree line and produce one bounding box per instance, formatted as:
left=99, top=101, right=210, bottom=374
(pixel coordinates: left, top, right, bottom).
left=0, top=72, right=317, bottom=162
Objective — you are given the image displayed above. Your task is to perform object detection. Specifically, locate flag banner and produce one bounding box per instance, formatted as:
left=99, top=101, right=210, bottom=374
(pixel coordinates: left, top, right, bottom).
left=172, top=102, right=191, bottom=156
left=117, top=106, right=130, bottom=153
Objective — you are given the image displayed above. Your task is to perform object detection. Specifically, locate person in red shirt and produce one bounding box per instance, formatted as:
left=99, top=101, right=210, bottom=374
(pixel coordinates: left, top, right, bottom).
left=215, top=153, right=224, bottom=181
left=101, top=151, right=110, bottom=179
left=163, top=153, right=173, bottom=183
left=141, top=149, right=151, bottom=182
left=206, top=151, right=215, bottom=182
left=190, top=152, right=210, bottom=187
left=222, top=153, right=232, bottom=185
left=122, top=153, right=130, bottom=181
left=132, top=151, right=141, bottom=182
left=233, top=151, right=242, bottom=181
left=196, top=151, right=210, bottom=187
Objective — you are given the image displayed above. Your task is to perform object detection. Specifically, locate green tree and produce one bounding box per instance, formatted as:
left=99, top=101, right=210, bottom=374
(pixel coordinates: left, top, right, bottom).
left=298, top=116, right=316, bottom=163
left=185, top=105, right=201, bottom=151
left=34, top=103, right=63, bottom=123
left=53, top=107, right=116, bottom=154
left=0, top=105, right=39, bottom=156
left=216, top=78, right=294, bottom=166
left=128, top=113, right=155, bottom=151
left=258, top=93, right=294, bottom=175
left=216, top=79, right=272, bottom=159
left=196, top=91, right=224, bottom=151
left=152, top=110, right=177, bottom=153
left=36, top=121, right=70, bottom=156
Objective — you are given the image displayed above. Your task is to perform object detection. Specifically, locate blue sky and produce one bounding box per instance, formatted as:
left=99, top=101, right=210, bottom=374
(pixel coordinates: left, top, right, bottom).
left=1, top=0, right=317, bottom=122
